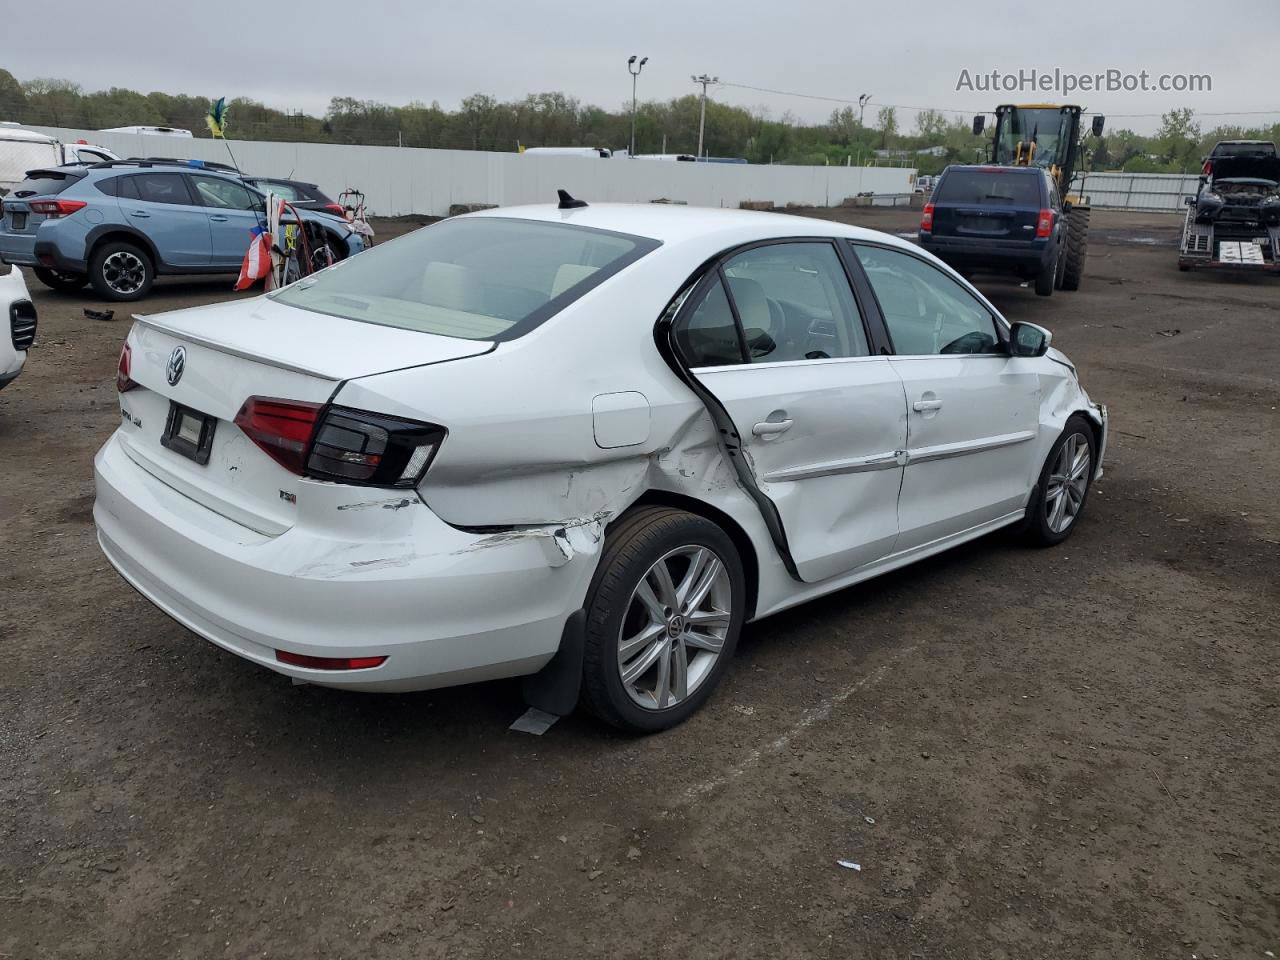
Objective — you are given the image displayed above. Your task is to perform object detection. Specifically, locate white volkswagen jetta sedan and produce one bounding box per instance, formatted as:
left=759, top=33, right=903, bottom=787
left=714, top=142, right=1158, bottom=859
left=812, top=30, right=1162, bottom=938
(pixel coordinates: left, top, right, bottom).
left=1, top=265, right=37, bottom=390
left=94, top=197, right=1107, bottom=732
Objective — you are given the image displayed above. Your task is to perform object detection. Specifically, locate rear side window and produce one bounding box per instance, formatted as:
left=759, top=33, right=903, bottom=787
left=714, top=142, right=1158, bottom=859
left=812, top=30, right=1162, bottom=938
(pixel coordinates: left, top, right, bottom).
left=133, top=173, right=193, bottom=205
left=934, top=170, right=1042, bottom=206
left=254, top=180, right=302, bottom=201
left=9, top=171, right=82, bottom=198
left=273, top=217, right=659, bottom=341
left=677, top=278, right=743, bottom=367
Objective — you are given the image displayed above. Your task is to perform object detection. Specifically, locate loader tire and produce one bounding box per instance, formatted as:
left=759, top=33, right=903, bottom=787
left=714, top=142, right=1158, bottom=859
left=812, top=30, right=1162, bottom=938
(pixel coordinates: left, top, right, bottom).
left=1060, top=207, right=1089, bottom=291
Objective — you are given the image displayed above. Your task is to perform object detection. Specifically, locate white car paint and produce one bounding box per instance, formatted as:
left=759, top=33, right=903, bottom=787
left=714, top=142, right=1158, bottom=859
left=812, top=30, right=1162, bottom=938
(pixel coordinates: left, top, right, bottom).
left=0, top=267, right=35, bottom=389
left=93, top=203, right=1107, bottom=698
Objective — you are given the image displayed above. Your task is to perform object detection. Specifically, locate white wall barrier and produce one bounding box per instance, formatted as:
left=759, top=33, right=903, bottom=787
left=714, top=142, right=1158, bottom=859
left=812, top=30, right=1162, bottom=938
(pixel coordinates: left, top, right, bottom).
left=1083, top=172, right=1201, bottom=212
left=28, top=125, right=916, bottom=218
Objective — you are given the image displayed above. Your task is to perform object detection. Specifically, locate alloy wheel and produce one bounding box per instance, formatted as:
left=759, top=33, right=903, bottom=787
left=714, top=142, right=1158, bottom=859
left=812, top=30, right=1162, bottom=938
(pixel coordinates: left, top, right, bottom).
left=617, top=545, right=733, bottom=711
left=102, top=251, right=146, bottom=295
left=1044, top=433, right=1091, bottom=533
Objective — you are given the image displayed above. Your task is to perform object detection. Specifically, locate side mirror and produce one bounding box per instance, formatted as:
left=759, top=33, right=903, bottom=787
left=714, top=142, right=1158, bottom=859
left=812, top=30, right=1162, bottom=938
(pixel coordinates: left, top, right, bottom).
left=972, top=115, right=985, bottom=136
left=1009, top=321, right=1052, bottom=358
left=1185, top=196, right=1196, bottom=206
left=1091, top=114, right=1105, bottom=137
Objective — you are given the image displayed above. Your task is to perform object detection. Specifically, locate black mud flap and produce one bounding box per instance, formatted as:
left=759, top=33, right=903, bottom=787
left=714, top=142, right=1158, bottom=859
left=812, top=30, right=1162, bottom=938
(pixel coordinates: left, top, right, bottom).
left=520, top=609, right=586, bottom=716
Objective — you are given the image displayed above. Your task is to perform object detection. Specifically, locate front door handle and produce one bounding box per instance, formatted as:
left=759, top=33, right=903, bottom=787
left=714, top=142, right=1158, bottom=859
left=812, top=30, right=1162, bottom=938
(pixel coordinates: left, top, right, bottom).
left=130, top=211, right=150, bottom=218
left=209, top=215, right=229, bottom=222
left=752, top=418, right=794, bottom=437
left=913, top=399, right=943, bottom=412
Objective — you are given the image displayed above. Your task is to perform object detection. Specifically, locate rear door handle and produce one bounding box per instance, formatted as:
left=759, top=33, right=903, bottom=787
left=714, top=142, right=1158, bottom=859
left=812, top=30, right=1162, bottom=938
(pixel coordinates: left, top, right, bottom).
left=209, top=215, right=229, bottom=222
left=130, top=211, right=150, bottom=218
left=913, top=399, right=943, bottom=412
left=752, top=418, right=794, bottom=436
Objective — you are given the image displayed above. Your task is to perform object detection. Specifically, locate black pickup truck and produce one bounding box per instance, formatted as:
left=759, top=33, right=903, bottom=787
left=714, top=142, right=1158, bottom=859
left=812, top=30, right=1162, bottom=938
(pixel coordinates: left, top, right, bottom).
left=917, top=164, right=1065, bottom=296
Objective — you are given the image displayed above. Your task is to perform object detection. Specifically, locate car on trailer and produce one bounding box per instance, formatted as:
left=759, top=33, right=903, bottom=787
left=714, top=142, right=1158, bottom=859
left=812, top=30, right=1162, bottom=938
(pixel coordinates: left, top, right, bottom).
left=1178, top=140, right=1280, bottom=273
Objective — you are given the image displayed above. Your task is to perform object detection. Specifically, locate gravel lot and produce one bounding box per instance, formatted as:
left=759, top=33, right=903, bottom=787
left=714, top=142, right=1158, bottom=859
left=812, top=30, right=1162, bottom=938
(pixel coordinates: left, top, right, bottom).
left=2, top=207, right=1277, bottom=959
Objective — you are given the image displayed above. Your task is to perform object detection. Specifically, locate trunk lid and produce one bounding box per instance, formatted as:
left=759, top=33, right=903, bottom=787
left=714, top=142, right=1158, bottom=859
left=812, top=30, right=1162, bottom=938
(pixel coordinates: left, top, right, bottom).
left=117, top=296, right=492, bottom=534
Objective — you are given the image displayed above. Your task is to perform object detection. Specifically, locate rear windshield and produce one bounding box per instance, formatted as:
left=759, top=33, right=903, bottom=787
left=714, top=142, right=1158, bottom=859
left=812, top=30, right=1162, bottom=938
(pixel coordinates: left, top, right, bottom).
left=1211, top=142, right=1276, bottom=158
left=934, top=170, right=1042, bottom=206
left=8, top=170, right=83, bottom=198
left=273, top=217, right=659, bottom=341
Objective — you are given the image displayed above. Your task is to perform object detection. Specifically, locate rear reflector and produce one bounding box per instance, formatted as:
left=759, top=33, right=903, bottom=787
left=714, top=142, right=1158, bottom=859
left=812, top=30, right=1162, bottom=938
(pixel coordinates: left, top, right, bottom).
left=234, top=397, right=323, bottom=474
left=275, top=650, right=388, bottom=670
left=116, top=342, right=138, bottom=392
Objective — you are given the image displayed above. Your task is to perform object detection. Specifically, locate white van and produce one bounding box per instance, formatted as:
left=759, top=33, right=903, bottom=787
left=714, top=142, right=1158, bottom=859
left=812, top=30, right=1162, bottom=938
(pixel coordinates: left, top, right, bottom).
left=0, top=127, right=63, bottom=196
left=522, top=146, right=612, bottom=158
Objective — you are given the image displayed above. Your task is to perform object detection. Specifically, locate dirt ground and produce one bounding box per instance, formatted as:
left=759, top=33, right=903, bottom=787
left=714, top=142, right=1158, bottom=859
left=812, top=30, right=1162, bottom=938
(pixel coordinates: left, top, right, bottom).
left=1, top=207, right=1277, bottom=959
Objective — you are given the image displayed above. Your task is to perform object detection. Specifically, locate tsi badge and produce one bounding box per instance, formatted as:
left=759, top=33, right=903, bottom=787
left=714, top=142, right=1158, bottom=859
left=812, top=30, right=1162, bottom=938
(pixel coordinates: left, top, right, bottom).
left=166, top=345, right=187, bottom=386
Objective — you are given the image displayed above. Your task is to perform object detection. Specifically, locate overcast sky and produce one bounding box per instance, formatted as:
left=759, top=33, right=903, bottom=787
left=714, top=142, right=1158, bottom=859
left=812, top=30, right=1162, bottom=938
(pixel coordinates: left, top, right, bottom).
left=6, top=0, right=1278, bottom=136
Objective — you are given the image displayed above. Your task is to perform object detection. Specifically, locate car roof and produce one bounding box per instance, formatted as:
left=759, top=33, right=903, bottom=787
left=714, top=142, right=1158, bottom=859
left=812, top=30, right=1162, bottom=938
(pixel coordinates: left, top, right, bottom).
left=941, top=164, right=1044, bottom=175
left=463, top=201, right=915, bottom=249
left=0, top=125, right=59, bottom=144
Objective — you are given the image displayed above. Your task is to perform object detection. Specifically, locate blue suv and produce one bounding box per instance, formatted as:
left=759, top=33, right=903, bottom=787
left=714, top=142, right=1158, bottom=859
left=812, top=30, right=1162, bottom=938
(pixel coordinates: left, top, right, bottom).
left=918, top=164, right=1064, bottom=297
left=0, top=160, right=364, bottom=300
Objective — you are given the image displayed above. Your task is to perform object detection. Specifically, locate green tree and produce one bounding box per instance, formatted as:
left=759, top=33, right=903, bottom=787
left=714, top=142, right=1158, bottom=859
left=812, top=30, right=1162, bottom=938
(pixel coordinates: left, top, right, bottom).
left=875, top=106, right=898, bottom=149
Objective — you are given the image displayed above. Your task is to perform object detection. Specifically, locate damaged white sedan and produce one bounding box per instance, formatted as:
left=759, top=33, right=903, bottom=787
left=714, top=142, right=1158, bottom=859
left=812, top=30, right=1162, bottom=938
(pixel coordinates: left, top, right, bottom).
left=94, top=196, right=1107, bottom=732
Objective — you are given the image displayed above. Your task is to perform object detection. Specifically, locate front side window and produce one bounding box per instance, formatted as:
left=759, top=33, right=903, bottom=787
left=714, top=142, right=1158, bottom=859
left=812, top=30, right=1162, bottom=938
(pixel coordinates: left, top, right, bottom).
left=721, top=242, right=868, bottom=362
left=132, top=173, right=193, bottom=205
left=273, top=217, right=658, bottom=341
left=853, top=245, right=1000, bottom=356
left=190, top=175, right=261, bottom=211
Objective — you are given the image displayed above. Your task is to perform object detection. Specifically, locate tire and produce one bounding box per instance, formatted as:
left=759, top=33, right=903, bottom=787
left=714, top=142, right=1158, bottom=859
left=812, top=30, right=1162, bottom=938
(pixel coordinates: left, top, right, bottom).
left=89, top=241, right=154, bottom=301
left=1060, top=207, right=1089, bottom=291
left=308, top=233, right=346, bottom=274
left=580, top=506, right=747, bottom=733
left=33, top=267, right=88, bottom=292
left=1034, top=249, right=1057, bottom=297
left=1018, top=416, right=1097, bottom=547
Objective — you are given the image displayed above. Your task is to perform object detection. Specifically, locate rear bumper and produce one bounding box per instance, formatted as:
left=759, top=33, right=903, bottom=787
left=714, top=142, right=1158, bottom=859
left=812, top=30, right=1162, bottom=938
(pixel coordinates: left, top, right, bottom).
left=920, top=234, right=1053, bottom=270
left=93, top=430, right=601, bottom=692
left=33, top=240, right=87, bottom=274
left=0, top=233, right=39, bottom=267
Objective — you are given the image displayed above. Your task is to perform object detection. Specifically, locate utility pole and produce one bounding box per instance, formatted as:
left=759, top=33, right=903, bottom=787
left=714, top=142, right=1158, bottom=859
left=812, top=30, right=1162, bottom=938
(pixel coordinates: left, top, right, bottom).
left=858, top=93, right=872, bottom=127
left=628, top=55, right=648, bottom=157
left=692, top=74, right=718, bottom=158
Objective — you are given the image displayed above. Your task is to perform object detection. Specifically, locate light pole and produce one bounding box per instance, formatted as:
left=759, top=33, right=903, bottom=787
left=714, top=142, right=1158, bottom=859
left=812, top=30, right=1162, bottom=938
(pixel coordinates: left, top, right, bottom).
left=858, top=93, right=872, bottom=128
left=692, top=73, right=718, bottom=158
left=628, top=55, right=648, bottom=157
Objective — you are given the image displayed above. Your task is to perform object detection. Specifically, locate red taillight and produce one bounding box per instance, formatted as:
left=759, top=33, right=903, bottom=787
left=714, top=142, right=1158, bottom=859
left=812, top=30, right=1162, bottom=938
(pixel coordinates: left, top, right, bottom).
left=275, top=650, right=387, bottom=670
left=1035, top=208, right=1054, bottom=238
left=233, top=397, right=323, bottom=474
left=321, top=202, right=345, bottom=216
left=1202, top=159, right=1212, bottom=177
left=116, top=342, right=138, bottom=392
left=29, top=199, right=86, bottom=219
left=920, top=203, right=934, bottom=232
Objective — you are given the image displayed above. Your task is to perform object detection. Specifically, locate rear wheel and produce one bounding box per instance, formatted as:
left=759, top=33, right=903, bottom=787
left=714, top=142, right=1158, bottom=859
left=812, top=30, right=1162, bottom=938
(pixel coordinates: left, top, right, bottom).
left=89, top=241, right=154, bottom=301
left=1034, top=249, right=1057, bottom=297
left=1060, top=207, right=1089, bottom=291
left=33, top=267, right=88, bottom=292
left=581, top=507, right=746, bottom=733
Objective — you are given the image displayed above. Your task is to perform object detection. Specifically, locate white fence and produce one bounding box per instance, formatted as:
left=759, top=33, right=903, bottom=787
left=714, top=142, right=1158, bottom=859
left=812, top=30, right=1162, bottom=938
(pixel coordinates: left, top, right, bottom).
left=27, top=125, right=916, bottom=218
left=1083, top=172, right=1200, bottom=212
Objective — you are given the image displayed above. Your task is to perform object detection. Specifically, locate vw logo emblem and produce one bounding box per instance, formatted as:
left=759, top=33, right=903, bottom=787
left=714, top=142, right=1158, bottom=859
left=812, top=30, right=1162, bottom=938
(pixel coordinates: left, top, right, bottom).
left=166, top=346, right=186, bottom=386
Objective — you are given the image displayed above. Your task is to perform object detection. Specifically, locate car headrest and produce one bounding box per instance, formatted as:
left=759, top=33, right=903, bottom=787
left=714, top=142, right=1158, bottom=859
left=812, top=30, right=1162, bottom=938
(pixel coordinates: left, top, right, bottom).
left=550, top=263, right=597, bottom=299
left=422, top=261, right=480, bottom=312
